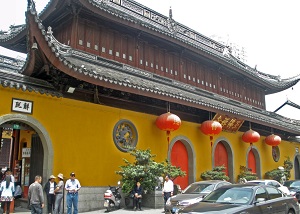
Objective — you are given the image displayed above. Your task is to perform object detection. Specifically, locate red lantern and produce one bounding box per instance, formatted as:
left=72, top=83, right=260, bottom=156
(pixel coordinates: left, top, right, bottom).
left=200, top=120, right=222, bottom=146
left=265, top=134, right=281, bottom=146
left=156, top=112, right=181, bottom=144
left=242, top=129, right=260, bottom=146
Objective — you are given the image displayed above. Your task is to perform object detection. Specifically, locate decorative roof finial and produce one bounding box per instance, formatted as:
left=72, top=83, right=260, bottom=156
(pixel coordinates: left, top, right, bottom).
left=169, top=6, right=172, bottom=20
left=27, top=0, right=36, bottom=11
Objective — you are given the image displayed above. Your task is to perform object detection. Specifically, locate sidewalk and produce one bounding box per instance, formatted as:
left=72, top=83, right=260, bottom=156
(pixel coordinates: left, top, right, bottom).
left=14, top=206, right=165, bottom=214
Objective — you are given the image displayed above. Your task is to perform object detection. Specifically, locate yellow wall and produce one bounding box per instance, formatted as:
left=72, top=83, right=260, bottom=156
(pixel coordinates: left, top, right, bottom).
left=0, top=86, right=299, bottom=186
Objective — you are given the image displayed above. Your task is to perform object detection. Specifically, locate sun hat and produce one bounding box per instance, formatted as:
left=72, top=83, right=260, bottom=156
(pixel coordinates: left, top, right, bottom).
left=49, top=175, right=56, bottom=179
left=57, top=173, right=64, bottom=179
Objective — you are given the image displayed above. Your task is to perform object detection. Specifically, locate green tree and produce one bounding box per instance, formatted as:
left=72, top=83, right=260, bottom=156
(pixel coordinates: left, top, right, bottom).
left=265, top=156, right=293, bottom=182
left=237, top=165, right=258, bottom=181
left=200, top=165, right=229, bottom=181
left=116, top=149, right=186, bottom=194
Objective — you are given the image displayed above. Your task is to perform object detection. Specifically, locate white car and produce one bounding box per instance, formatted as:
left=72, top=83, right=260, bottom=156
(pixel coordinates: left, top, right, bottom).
left=247, top=179, right=291, bottom=195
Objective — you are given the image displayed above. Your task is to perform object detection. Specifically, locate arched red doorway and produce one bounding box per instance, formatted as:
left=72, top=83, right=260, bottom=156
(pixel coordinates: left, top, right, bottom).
left=171, top=140, right=188, bottom=189
left=214, top=142, right=228, bottom=176
left=247, top=149, right=256, bottom=173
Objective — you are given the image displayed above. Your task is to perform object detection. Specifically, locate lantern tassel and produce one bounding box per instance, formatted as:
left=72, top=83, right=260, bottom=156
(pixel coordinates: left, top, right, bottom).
left=166, top=131, right=171, bottom=156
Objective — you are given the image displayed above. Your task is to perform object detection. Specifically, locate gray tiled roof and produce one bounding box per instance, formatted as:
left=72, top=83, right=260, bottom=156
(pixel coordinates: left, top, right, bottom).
left=1, top=1, right=300, bottom=135
left=86, top=0, right=300, bottom=92
left=1, top=0, right=300, bottom=93
left=29, top=15, right=300, bottom=134
left=0, top=55, right=62, bottom=97
left=0, top=25, right=26, bottom=43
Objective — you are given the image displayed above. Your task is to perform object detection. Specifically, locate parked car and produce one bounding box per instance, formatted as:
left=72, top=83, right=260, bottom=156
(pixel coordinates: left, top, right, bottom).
left=165, top=180, right=231, bottom=213
left=284, top=180, right=300, bottom=201
left=247, top=179, right=291, bottom=195
left=177, top=183, right=299, bottom=214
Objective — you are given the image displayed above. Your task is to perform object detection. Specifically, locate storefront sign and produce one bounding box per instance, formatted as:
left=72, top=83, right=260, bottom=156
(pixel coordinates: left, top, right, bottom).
left=22, top=148, right=31, bottom=158
left=11, top=98, right=33, bottom=114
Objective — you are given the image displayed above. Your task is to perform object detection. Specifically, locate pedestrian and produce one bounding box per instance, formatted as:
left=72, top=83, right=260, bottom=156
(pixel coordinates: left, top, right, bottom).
left=0, top=168, right=3, bottom=182
left=54, top=173, right=64, bottom=214
left=14, top=182, right=23, bottom=199
left=162, top=175, right=173, bottom=212
left=28, top=175, right=44, bottom=214
left=4, top=170, right=14, bottom=184
left=133, top=181, right=143, bottom=211
left=65, top=172, right=81, bottom=214
left=44, top=175, right=57, bottom=214
left=0, top=175, right=15, bottom=214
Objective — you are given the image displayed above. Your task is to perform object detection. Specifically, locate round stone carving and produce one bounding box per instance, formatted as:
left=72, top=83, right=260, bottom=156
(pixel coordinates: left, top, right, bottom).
left=113, top=119, right=138, bottom=152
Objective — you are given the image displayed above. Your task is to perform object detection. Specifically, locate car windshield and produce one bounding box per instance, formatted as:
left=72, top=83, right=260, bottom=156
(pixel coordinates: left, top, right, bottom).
left=286, top=181, right=300, bottom=188
left=183, top=183, right=216, bottom=194
left=202, top=188, right=253, bottom=205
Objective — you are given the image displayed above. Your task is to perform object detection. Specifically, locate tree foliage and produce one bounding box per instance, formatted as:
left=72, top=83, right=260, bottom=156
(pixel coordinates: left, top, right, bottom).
left=237, top=165, right=258, bottom=181
left=116, top=149, right=186, bottom=194
left=200, top=165, right=229, bottom=181
left=265, top=156, right=293, bottom=182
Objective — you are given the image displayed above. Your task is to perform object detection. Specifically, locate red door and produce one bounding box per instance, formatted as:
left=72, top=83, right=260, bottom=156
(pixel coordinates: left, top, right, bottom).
left=247, top=150, right=256, bottom=173
left=171, top=141, right=188, bottom=189
left=214, top=142, right=228, bottom=176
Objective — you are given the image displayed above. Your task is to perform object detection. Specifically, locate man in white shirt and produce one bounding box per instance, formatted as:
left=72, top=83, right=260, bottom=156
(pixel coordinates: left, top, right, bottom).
left=162, top=175, right=174, bottom=212
left=65, top=172, right=81, bottom=214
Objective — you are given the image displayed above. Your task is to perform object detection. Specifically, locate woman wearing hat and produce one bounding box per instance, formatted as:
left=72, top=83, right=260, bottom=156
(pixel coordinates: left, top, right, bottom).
left=54, top=173, right=64, bottom=214
left=44, top=175, right=57, bottom=214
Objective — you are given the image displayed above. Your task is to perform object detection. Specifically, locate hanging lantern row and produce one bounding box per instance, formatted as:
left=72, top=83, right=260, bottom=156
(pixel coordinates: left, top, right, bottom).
left=242, top=129, right=260, bottom=146
left=200, top=120, right=222, bottom=147
left=156, top=112, right=181, bottom=145
left=265, top=134, right=281, bottom=147
left=156, top=112, right=280, bottom=150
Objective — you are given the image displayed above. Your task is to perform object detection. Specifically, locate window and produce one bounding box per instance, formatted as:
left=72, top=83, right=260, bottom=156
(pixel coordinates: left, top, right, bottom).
left=266, top=187, right=282, bottom=199
left=255, top=187, right=267, bottom=201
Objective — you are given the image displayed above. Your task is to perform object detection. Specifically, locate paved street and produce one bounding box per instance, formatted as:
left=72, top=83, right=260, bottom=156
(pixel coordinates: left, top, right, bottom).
left=14, top=206, right=165, bottom=214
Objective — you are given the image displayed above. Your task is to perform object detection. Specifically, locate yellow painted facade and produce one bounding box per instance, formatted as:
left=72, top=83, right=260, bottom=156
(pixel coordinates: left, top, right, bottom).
left=1, top=86, right=298, bottom=187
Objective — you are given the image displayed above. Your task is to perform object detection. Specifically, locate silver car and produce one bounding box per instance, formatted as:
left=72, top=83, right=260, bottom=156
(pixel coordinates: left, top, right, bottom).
left=165, top=180, right=231, bottom=213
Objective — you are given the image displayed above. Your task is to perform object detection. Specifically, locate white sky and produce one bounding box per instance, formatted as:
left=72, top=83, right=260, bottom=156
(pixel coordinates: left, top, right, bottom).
left=1, top=0, right=300, bottom=119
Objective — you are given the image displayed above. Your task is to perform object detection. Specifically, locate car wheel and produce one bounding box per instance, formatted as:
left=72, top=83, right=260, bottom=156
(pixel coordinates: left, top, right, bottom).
left=287, top=210, right=295, bottom=214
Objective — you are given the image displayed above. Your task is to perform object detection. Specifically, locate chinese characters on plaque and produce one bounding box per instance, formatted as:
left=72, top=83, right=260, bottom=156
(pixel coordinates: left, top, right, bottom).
left=11, top=98, right=33, bottom=114
left=213, top=113, right=244, bottom=132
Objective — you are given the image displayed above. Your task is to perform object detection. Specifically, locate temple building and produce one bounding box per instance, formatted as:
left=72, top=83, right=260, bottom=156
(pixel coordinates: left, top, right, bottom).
left=1, top=0, right=300, bottom=211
